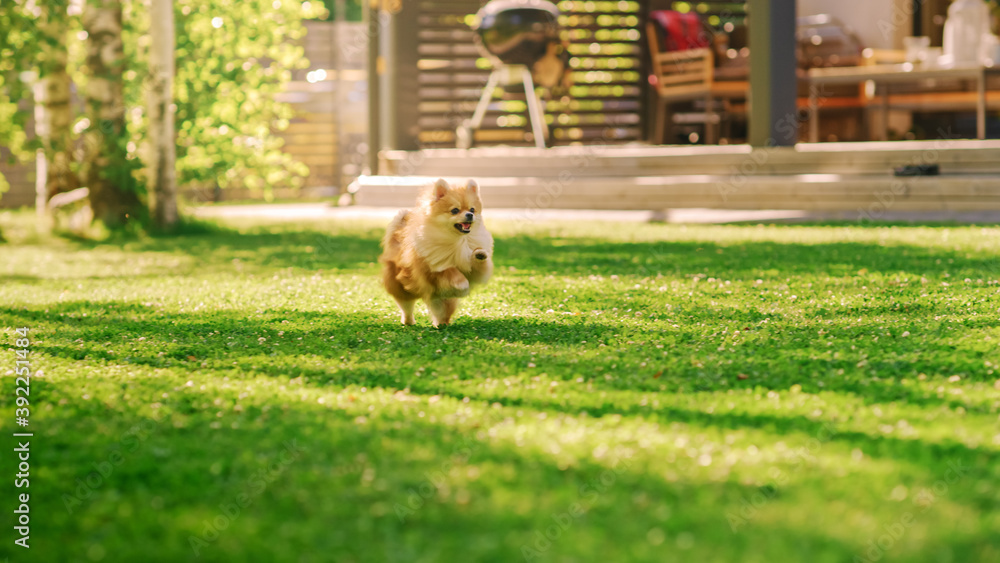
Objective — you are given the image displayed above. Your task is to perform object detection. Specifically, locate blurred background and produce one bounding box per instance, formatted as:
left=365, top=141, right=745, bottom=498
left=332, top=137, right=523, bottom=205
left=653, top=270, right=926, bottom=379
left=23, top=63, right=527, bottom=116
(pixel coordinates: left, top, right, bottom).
left=2, top=0, right=999, bottom=213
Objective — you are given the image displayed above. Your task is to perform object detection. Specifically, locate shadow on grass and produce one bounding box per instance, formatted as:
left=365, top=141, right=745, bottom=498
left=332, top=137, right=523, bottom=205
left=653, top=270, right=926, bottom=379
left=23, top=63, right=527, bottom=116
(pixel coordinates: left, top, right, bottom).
left=4, top=301, right=995, bottom=445
left=3, top=300, right=988, bottom=387
left=0, top=273, right=45, bottom=283
left=433, top=389, right=998, bottom=472
left=26, top=384, right=875, bottom=562
left=5, top=220, right=997, bottom=561
left=50, top=221, right=1000, bottom=279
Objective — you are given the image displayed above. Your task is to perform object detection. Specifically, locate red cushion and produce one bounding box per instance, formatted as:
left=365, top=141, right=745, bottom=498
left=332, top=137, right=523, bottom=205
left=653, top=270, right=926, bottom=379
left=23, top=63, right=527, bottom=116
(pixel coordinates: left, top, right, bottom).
left=650, top=10, right=710, bottom=52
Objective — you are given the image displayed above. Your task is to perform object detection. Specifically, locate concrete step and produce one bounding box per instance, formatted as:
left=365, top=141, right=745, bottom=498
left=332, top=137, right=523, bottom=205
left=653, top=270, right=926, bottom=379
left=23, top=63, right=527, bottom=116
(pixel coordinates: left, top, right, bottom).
left=351, top=173, right=1000, bottom=212
left=380, top=140, right=1000, bottom=178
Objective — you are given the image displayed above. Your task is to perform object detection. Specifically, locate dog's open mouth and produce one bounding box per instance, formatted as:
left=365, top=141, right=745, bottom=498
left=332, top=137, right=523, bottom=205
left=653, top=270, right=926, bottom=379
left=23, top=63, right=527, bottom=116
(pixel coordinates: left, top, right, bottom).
left=454, top=222, right=472, bottom=233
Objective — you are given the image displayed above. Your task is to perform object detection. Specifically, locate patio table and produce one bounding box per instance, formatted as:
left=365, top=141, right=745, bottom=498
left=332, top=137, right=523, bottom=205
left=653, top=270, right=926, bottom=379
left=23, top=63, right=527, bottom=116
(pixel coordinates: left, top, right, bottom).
left=806, top=63, right=1000, bottom=142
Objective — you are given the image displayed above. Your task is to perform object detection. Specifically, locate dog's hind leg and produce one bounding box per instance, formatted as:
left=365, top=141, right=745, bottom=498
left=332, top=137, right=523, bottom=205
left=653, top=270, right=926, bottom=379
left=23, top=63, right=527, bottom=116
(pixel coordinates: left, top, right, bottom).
left=427, top=298, right=460, bottom=328
left=383, top=260, right=418, bottom=325
left=395, top=298, right=417, bottom=325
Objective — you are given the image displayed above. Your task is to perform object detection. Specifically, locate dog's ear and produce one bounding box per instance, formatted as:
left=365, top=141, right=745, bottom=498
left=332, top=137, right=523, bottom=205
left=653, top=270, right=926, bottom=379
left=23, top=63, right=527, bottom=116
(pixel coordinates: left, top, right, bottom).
left=466, top=179, right=479, bottom=196
left=431, top=178, right=449, bottom=200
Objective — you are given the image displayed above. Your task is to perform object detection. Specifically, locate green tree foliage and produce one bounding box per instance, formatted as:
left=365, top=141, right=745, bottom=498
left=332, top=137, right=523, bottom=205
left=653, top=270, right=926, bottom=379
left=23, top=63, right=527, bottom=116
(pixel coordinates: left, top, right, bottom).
left=1, top=0, right=326, bottom=211
left=0, top=3, right=40, bottom=199
left=124, top=0, right=327, bottom=198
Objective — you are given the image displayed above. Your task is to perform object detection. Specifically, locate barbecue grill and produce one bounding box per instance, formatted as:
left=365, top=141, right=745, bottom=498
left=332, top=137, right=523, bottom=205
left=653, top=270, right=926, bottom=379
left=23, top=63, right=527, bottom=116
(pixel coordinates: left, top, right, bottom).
left=457, top=0, right=564, bottom=149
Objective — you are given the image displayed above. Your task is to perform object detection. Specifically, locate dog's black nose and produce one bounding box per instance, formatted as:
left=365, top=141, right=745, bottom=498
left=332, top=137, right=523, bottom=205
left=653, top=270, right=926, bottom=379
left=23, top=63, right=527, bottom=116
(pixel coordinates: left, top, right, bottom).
left=464, top=212, right=474, bottom=221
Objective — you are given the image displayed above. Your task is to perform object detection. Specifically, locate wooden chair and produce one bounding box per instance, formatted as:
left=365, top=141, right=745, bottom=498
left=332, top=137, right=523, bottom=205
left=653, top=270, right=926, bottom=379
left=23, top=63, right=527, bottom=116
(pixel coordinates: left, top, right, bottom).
left=647, top=22, right=749, bottom=144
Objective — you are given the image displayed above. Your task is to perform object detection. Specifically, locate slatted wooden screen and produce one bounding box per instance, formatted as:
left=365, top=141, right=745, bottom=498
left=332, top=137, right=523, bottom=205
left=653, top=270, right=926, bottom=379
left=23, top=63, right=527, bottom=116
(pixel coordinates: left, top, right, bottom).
left=669, top=1, right=747, bottom=29
left=275, top=21, right=366, bottom=194
left=415, top=0, right=648, bottom=147
left=274, top=21, right=347, bottom=191
left=278, top=22, right=338, bottom=190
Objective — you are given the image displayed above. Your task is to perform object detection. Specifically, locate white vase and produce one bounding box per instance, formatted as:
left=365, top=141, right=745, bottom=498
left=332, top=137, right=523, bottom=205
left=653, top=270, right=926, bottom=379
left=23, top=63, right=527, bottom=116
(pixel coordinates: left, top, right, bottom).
left=943, top=0, right=991, bottom=65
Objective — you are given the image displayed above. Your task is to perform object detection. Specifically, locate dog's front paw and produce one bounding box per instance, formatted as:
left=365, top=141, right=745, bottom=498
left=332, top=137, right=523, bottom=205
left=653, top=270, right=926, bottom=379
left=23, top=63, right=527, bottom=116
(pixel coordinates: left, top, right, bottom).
left=436, top=268, right=470, bottom=298
left=474, top=249, right=488, bottom=261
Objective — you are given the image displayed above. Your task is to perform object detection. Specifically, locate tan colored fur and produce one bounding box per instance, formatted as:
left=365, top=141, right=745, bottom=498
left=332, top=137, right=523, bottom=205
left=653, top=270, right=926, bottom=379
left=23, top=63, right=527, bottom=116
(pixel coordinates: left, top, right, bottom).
left=379, top=178, right=494, bottom=327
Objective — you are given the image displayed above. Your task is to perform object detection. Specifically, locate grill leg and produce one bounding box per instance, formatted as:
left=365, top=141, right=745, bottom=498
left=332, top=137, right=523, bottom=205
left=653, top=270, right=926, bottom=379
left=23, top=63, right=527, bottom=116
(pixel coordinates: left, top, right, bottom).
left=458, top=71, right=502, bottom=149
left=469, top=70, right=500, bottom=130
left=521, top=67, right=548, bottom=148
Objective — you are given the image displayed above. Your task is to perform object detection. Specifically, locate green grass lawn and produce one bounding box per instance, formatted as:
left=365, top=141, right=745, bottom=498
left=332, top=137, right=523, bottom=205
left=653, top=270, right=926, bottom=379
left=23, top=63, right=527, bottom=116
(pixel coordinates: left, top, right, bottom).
left=1, top=210, right=999, bottom=562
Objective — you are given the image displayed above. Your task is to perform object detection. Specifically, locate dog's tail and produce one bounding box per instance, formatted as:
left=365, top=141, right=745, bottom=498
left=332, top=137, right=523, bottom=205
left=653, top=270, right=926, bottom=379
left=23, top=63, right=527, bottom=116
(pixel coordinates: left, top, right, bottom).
left=380, top=209, right=410, bottom=259
left=380, top=210, right=416, bottom=299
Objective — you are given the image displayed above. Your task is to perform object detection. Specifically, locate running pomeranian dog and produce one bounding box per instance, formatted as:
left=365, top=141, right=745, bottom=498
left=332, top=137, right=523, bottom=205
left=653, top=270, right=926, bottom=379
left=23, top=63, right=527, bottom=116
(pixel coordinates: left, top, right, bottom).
left=379, top=178, right=494, bottom=327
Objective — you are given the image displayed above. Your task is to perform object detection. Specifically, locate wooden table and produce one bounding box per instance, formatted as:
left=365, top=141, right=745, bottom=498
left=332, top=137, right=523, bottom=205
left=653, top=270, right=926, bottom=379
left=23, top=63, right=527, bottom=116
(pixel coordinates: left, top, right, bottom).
left=807, top=63, right=1000, bottom=142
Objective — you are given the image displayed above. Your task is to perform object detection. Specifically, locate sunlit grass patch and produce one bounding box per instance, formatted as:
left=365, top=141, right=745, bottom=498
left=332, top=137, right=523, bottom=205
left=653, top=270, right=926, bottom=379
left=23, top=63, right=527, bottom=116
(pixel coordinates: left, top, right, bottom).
left=1, top=211, right=998, bottom=562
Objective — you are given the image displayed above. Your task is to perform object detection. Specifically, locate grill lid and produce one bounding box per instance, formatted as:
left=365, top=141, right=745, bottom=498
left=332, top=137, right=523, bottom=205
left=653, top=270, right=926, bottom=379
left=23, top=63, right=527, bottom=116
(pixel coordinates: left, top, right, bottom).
left=472, top=0, right=562, bottom=67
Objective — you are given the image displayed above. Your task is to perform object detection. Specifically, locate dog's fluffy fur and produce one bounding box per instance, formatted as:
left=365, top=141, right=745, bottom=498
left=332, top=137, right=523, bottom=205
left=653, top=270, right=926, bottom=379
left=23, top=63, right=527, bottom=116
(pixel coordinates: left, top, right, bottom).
left=379, top=178, right=494, bottom=327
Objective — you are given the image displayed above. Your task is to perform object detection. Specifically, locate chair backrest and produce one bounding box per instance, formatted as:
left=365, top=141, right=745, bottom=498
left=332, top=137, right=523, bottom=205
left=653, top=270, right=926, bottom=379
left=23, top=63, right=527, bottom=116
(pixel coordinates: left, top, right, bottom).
left=649, top=10, right=710, bottom=52
left=647, top=22, right=713, bottom=97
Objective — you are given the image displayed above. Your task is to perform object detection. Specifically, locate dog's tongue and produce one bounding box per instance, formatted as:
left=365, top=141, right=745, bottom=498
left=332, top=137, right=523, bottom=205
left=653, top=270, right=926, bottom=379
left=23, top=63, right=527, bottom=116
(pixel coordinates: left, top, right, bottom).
left=461, top=222, right=471, bottom=230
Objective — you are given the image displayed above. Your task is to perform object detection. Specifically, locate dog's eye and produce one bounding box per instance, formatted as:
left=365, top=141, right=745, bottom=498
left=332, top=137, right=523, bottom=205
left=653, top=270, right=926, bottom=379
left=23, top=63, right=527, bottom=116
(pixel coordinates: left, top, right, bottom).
left=470, top=208, right=475, bottom=213
left=450, top=208, right=460, bottom=215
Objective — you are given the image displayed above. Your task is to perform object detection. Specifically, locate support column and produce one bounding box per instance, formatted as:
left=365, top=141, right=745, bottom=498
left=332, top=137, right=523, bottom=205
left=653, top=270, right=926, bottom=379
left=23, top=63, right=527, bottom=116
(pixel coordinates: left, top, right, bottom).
left=748, top=0, right=797, bottom=147
left=385, top=0, right=420, bottom=151
left=364, top=0, right=381, bottom=174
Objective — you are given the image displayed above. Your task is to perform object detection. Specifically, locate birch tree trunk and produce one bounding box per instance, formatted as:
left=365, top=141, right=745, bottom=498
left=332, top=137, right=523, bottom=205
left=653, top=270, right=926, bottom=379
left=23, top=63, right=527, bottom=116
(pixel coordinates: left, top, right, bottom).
left=83, top=0, right=142, bottom=228
left=36, top=2, right=78, bottom=231
left=147, top=0, right=177, bottom=230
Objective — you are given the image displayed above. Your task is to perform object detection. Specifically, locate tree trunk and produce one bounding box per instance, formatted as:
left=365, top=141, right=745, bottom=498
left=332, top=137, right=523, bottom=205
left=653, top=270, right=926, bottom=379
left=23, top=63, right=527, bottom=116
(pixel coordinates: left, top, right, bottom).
left=83, top=0, right=142, bottom=229
left=36, top=3, right=78, bottom=231
left=147, top=0, right=177, bottom=230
